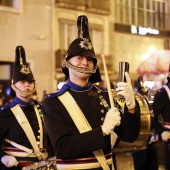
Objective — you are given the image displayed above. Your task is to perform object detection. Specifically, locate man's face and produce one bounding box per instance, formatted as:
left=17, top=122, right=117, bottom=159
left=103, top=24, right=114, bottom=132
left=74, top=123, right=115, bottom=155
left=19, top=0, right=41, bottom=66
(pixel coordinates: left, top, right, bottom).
left=67, top=56, right=94, bottom=80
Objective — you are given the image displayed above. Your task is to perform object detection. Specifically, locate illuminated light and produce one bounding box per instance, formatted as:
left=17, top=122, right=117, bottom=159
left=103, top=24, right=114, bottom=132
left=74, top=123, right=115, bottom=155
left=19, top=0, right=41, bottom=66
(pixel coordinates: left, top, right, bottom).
left=143, top=81, right=160, bottom=89
left=130, top=25, right=159, bottom=36
left=142, top=53, right=150, bottom=60
left=6, top=87, right=11, bottom=97
left=131, top=25, right=137, bottom=34
left=138, top=26, right=159, bottom=35
left=143, top=81, right=155, bottom=89
left=148, top=46, right=156, bottom=53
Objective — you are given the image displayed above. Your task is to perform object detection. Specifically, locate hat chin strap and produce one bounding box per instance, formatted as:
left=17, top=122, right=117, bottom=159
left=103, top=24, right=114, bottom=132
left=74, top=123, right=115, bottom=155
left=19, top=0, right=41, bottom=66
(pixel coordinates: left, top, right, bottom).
left=63, top=60, right=97, bottom=74
left=11, top=84, right=36, bottom=97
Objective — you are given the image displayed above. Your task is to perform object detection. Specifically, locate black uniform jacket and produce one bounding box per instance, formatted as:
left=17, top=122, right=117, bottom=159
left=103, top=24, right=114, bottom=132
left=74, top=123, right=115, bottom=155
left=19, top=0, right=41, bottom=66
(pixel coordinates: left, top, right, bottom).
left=152, top=83, right=170, bottom=135
left=42, top=79, right=141, bottom=160
left=0, top=97, right=53, bottom=169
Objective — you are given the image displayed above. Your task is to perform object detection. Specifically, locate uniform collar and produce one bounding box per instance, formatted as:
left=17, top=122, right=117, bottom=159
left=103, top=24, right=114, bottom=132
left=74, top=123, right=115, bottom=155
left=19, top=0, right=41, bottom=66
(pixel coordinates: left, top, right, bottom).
left=67, top=79, right=92, bottom=91
left=159, top=83, right=170, bottom=92
left=0, top=97, right=34, bottom=111
left=45, top=79, right=92, bottom=98
left=14, top=97, right=34, bottom=106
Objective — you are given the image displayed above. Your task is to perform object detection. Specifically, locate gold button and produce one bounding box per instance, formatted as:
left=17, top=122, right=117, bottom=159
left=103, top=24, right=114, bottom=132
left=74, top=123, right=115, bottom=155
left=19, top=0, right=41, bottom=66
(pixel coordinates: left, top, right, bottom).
left=37, top=136, right=40, bottom=139
left=99, top=95, right=103, bottom=99
left=101, top=109, right=105, bottom=113
left=38, top=130, right=41, bottom=133
left=36, top=104, right=40, bottom=108
left=100, top=102, right=103, bottom=105
left=38, top=109, right=41, bottom=112
left=37, top=141, right=40, bottom=145
left=101, top=117, right=105, bottom=121
left=97, top=90, right=101, bottom=93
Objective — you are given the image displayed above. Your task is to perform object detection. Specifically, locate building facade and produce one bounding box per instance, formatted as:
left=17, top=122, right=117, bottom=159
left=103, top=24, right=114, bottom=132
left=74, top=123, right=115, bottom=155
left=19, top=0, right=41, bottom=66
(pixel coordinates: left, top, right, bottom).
left=0, top=0, right=169, bottom=99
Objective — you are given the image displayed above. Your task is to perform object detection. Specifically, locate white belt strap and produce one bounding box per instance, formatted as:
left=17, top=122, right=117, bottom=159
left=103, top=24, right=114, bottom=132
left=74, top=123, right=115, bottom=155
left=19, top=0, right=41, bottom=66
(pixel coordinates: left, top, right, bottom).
left=57, top=158, right=112, bottom=170
left=5, top=139, right=33, bottom=154
left=163, top=85, right=170, bottom=100
left=10, top=104, right=42, bottom=158
left=58, top=91, right=112, bottom=170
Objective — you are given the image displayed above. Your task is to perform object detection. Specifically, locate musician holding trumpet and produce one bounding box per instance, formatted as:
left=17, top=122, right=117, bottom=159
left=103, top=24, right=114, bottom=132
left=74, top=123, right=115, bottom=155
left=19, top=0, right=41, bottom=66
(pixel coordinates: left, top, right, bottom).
left=43, top=15, right=141, bottom=170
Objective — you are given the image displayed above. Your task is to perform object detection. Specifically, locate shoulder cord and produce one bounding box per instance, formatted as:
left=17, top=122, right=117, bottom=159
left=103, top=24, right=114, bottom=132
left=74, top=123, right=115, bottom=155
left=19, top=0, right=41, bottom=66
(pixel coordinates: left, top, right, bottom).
left=8, top=104, right=44, bottom=159
left=100, top=95, right=124, bottom=114
left=59, top=91, right=113, bottom=170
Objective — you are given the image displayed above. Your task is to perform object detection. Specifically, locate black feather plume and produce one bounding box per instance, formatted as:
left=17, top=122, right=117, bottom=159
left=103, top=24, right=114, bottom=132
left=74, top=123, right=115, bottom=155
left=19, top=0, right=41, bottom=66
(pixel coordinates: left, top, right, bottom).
left=77, top=15, right=91, bottom=42
left=15, top=46, right=27, bottom=67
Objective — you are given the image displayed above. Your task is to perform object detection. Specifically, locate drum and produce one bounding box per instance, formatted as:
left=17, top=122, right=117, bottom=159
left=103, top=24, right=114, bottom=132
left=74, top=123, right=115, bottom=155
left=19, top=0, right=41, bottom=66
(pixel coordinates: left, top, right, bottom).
left=112, top=91, right=152, bottom=153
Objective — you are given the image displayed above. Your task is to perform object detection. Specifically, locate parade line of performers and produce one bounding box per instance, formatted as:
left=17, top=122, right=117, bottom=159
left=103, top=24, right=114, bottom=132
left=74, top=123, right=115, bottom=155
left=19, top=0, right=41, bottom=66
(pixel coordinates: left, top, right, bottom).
left=0, top=15, right=169, bottom=170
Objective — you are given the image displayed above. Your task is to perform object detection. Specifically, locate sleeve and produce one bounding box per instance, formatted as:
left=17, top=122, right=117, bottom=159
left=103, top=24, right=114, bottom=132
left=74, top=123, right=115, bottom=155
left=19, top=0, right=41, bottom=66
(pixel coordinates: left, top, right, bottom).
left=114, top=99, right=141, bottom=142
left=152, top=92, right=166, bottom=135
left=0, top=111, right=9, bottom=160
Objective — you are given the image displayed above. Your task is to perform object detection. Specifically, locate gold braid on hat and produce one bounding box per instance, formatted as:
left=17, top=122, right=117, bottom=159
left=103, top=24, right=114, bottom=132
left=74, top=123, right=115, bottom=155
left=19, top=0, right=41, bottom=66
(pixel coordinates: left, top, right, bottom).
left=62, top=57, right=97, bottom=74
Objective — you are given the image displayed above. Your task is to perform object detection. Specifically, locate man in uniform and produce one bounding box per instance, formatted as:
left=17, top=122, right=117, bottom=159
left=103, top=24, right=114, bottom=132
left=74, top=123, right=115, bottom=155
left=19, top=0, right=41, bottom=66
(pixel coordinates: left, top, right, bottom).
left=152, top=67, right=170, bottom=170
left=42, top=15, right=141, bottom=170
left=0, top=46, right=53, bottom=169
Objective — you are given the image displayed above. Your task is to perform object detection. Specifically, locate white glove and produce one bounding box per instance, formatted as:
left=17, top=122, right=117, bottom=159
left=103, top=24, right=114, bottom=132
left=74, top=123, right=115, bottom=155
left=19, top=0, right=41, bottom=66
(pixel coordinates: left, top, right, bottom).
left=116, top=72, right=136, bottom=110
left=101, top=107, right=121, bottom=135
left=1, top=155, right=19, bottom=168
left=161, top=131, right=170, bottom=141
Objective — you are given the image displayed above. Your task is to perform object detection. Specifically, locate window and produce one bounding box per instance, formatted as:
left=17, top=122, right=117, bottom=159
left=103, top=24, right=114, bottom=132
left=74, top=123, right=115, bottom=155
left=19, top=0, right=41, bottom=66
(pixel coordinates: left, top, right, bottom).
left=0, top=0, right=22, bottom=13
left=115, top=0, right=169, bottom=30
left=90, top=29, right=103, bottom=55
left=59, top=20, right=77, bottom=51
left=0, top=62, right=14, bottom=99
left=0, top=65, right=11, bottom=80
left=0, top=0, right=13, bottom=7
left=56, top=0, right=110, bottom=15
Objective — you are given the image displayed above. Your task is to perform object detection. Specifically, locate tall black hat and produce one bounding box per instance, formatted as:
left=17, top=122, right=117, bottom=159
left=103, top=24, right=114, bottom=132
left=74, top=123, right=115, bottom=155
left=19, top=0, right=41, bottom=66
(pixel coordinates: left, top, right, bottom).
left=12, top=46, right=35, bottom=84
left=137, top=76, right=148, bottom=95
left=0, top=84, right=4, bottom=105
left=62, top=15, right=101, bottom=84
left=166, top=62, right=170, bottom=83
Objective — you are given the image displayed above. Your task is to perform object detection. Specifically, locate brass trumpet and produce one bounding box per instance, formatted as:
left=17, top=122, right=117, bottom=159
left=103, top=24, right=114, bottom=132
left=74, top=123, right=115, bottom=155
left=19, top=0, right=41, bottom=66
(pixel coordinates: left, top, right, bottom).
left=101, top=54, right=129, bottom=107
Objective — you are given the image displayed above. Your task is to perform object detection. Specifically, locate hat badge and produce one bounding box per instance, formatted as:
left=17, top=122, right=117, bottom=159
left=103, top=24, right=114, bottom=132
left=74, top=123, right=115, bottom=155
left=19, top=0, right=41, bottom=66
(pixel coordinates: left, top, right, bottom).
left=20, top=65, right=31, bottom=75
left=79, top=38, right=92, bottom=50
left=19, top=56, right=31, bottom=75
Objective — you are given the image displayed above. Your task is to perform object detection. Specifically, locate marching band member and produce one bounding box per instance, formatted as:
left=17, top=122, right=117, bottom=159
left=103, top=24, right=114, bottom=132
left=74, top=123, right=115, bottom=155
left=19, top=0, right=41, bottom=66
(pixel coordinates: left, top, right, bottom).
left=0, top=46, right=53, bottom=169
left=153, top=68, right=170, bottom=170
left=43, top=15, right=141, bottom=170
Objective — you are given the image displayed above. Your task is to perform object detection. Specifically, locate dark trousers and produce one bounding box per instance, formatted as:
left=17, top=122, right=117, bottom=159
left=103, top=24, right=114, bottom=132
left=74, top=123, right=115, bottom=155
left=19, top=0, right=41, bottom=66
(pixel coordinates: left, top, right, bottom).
left=0, top=165, right=22, bottom=170
left=164, top=141, right=170, bottom=170
left=133, top=143, right=159, bottom=170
